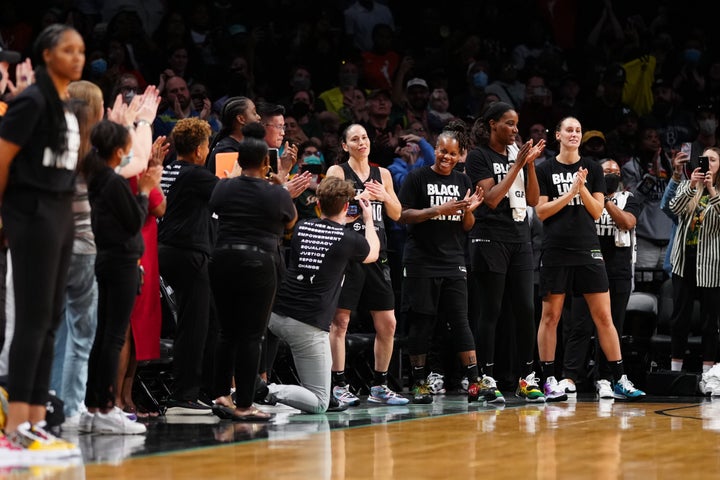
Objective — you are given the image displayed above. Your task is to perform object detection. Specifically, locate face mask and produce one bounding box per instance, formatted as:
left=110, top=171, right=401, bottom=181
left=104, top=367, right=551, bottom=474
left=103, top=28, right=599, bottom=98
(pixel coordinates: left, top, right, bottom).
left=119, top=150, right=133, bottom=168
left=699, top=118, right=718, bottom=135
left=90, top=58, right=107, bottom=76
left=123, top=90, right=135, bottom=105
left=604, top=173, right=621, bottom=193
left=292, top=76, right=311, bottom=91
left=684, top=48, right=702, bottom=64
left=338, top=73, right=358, bottom=88
left=472, top=71, right=488, bottom=88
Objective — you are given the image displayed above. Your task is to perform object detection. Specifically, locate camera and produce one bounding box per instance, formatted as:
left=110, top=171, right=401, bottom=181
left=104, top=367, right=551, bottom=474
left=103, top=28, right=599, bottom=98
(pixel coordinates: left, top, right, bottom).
left=268, top=148, right=279, bottom=174
left=699, top=155, right=710, bottom=173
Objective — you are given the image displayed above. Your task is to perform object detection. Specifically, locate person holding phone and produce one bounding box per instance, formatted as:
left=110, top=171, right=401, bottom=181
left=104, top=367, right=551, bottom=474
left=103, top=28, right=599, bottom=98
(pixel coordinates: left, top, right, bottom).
left=667, top=147, right=720, bottom=375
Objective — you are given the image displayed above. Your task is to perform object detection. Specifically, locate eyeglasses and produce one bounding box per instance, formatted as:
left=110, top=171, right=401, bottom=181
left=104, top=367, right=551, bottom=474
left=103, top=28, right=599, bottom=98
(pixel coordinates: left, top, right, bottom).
left=264, top=123, right=286, bottom=131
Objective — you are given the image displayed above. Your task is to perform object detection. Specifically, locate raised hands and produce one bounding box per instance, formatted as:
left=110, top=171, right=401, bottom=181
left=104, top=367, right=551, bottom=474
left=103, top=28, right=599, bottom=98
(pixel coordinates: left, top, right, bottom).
left=516, top=138, right=546, bottom=167
left=150, top=136, right=170, bottom=167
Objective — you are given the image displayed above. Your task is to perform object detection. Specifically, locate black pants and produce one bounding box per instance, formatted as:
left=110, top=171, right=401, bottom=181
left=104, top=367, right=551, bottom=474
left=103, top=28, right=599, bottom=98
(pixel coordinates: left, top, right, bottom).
left=159, top=245, right=210, bottom=402
left=670, top=251, right=720, bottom=362
left=85, top=252, right=139, bottom=409
left=470, top=268, right=535, bottom=377
left=3, top=190, right=73, bottom=404
left=209, top=248, right=277, bottom=408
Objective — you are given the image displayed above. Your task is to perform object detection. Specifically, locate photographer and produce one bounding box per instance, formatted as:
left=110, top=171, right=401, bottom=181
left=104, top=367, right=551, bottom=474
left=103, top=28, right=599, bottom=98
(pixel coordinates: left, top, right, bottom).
left=621, top=125, right=674, bottom=286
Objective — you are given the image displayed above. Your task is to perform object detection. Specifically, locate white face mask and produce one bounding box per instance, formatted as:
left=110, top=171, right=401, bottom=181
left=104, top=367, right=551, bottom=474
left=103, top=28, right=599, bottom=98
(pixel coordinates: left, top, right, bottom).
left=119, top=149, right=133, bottom=168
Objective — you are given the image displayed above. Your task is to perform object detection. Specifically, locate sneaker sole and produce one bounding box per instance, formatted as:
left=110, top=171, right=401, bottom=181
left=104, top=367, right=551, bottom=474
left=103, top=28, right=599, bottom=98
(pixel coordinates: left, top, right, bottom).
left=368, top=397, right=409, bottom=405
left=165, top=407, right=213, bottom=415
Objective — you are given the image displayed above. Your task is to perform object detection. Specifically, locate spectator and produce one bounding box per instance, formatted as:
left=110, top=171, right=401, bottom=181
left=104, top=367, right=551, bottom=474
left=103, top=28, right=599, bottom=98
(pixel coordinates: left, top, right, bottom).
left=159, top=118, right=219, bottom=415
left=343, top=0, right=395, bottom=54
left=153, top=75, right=220, bottom=142
left=0, top=23, right=85, bottom=459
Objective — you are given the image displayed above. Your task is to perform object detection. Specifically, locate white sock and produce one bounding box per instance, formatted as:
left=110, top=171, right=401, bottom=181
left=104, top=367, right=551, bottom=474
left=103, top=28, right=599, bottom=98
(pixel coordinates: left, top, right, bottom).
left=670, top=360, right=683, bottom=371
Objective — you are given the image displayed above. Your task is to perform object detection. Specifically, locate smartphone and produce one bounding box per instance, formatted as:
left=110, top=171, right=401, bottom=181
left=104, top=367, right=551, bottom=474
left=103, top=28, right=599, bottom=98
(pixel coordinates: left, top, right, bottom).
left=346, top=199, right=359, bottom=216
left=681, top=142, right=693, bottom=178
left=699, top=155, right=710, bottom=173
left=268, top=148, right=279, bottom=174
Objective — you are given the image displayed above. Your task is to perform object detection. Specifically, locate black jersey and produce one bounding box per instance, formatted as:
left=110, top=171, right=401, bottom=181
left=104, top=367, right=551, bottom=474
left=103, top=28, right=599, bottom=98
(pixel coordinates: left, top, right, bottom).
left=340, top=162, right=388, bottom=257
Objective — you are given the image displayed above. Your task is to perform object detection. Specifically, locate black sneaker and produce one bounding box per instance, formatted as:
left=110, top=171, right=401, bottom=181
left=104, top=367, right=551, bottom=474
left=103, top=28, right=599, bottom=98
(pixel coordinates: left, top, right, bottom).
left=165, top=399, right=213, bottom=415
left=326, top=396, right=348, bottom=412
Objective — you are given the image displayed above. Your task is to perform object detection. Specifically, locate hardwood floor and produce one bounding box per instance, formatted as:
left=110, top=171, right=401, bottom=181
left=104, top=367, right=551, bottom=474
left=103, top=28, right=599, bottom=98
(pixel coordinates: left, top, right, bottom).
left=5, top=394, right=718, bottom=480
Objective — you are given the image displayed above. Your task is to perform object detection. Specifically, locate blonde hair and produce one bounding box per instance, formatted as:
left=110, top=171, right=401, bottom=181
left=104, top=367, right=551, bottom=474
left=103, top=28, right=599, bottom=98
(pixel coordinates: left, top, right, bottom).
left=68, top=80, right=104, bottom=123
left=686, top=146, right=720, bottom=219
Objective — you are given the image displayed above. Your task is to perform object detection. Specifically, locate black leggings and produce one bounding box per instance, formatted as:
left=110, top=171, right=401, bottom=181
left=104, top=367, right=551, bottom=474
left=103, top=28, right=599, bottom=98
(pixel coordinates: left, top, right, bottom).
left=406, top=277, right=475, bottom=356
left=470, top=268, right=535, bottom=372
left=85, top=253, right=139, bottom=409
left=3, top=190, right=73, bottom=404
left=210, top=248, right=278, bottom=408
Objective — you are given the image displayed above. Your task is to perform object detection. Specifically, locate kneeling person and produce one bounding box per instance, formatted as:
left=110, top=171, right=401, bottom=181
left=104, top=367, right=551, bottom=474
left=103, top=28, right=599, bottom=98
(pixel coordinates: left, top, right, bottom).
left=264, top=177, right=382, bottom=412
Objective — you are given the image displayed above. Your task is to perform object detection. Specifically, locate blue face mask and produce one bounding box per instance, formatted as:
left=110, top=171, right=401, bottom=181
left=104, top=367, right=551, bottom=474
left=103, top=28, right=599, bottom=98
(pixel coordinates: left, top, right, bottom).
left=684, top=48, right=701, bottom=64
left=119, top=150, right=133, bottom=168
left=472, top=71, right=488, bottom=88
left=90, top=58, right=107, bottom=76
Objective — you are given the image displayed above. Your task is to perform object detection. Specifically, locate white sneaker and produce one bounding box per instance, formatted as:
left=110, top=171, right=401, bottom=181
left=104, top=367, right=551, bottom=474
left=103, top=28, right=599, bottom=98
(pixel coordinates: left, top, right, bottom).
left=543, top=376, right=568, bottom=402
left=558, top=378, right=577, bottom=396
left=426, top=372, right=446, bottom=394
left=79, top=411, right=94, bottom=433
left=62, top=413, right=81, bottom=431
left=93, top=407, right=147, bottom=435
left=596, top=379, right=614, bottom=399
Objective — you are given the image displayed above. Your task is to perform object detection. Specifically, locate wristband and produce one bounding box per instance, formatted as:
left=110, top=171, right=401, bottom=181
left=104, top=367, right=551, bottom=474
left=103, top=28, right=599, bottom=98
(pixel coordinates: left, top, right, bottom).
left=135, top=119, right=152, bottom=128
left=604, top=196, right=613, bottom=204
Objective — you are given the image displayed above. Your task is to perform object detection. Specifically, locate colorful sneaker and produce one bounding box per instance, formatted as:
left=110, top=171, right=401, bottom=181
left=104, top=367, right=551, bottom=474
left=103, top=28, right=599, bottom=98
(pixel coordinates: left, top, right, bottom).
left=596, top=379, right=615, bottom=399
left=613, top=375, right=646, bottom=401
left=468, top=375, right=505, bottom=404
left=558, top=378, right=577, bottom=396
left=426, top=372, right=446, bottom=394
left=332, top=385, right=361, bottom=407
left=12, top=421, right=81, bottom=460
left=411, top=382, right=433, bottom=404
left=543, top=376, right=568, bottom=402
left=516, top=372, right=546, bottom=403
left=0, top=433, right=26, bottom=466
left=369, top=385, right=410, bottom=405
left=93, top=407, right=147, bottom=434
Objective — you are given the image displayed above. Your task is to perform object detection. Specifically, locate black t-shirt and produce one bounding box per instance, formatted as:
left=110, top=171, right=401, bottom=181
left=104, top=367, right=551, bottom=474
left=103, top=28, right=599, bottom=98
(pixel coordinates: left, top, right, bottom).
left=88, top=165, right=148, bottom=257
left=596, top=191, right=640, bottom=280
left=536, top=156, right=606, bottom=266
left=340, top=162, right=388, bottom=257
left=159, top=160, right=218, bottom=254
left=205, top=135, right=240, bottom=174
left=273, top=218, right=369, bottom=331
left=209, top=176, right=295, bottom=256
left=0, top=84, right=79, bottom=194
left=399, top=165, right=472, bottom=277
left=465, top=145, right=530, bottom=242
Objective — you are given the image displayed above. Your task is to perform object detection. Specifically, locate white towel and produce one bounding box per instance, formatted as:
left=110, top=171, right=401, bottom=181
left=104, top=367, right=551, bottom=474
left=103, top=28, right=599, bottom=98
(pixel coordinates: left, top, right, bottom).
left=506, top=144, right=526, bottom=222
